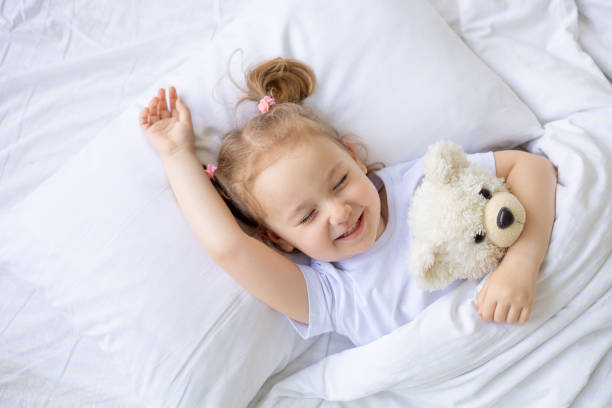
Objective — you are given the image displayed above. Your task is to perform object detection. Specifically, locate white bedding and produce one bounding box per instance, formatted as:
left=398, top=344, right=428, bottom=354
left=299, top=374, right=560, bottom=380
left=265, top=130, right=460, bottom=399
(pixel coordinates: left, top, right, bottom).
left=577, top=0, right=612, bottom=80
left=1, top=2, right=218, bottom=406
left=1, top=1, right=611, bottom=407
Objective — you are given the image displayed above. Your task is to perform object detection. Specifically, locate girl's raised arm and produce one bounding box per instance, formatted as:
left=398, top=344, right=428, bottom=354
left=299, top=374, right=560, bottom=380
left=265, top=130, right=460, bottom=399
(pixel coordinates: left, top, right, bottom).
left=140, top=88, right=308, bottom=324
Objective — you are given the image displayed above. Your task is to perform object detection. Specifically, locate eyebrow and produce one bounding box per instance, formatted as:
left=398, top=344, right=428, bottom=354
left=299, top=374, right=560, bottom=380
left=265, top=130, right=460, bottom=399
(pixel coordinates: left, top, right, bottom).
left=287, top=161, right=342, bottom=223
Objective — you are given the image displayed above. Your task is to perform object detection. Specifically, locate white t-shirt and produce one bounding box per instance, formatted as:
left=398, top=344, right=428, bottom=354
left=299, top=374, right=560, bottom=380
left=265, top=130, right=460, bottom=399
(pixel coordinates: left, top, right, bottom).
left=289, top=152, right=496, bottom=346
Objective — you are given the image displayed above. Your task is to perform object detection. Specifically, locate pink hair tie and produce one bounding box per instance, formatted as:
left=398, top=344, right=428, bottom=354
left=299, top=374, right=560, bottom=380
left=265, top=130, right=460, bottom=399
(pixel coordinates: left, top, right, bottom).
left=258, top=95, right=275, bottom=114
left=205, top=164, right=217, bottom=180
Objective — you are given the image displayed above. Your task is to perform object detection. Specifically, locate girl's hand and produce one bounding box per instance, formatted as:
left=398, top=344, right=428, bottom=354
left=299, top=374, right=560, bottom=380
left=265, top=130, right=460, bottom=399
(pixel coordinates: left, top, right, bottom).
left=476, top=255, right=538, bottom=324
left=139, top=87, right=195, bottom=159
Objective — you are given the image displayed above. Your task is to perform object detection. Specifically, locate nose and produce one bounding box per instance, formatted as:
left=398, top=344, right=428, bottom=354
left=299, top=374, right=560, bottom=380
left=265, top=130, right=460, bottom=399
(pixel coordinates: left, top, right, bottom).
left=497, top=207, right=515, bottom=229
left=329, top=201, right=351, bottom=225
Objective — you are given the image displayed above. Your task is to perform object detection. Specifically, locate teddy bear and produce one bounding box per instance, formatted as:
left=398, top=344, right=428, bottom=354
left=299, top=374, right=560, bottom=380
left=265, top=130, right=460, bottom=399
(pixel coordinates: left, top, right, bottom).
left=407, top=141, right=526, bottom=291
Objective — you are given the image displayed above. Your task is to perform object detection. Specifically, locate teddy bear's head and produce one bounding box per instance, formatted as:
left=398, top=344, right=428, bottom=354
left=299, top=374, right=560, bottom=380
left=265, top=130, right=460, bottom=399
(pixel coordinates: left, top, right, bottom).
left=407, top=141, right=525, bottom=291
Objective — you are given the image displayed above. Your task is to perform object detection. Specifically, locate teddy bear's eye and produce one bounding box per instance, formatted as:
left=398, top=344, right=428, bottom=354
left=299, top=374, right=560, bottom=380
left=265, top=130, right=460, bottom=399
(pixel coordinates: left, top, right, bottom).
left=474, top=232, right=486, bottom=243
left=479, top=188, right=492, bottom=200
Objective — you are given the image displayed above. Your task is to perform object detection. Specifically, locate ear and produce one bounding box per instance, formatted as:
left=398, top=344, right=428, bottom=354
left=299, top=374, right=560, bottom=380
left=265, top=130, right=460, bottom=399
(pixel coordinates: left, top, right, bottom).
left=423, top=140, right=469, bottom=184
left=343, top=140, right=367, bottom=174
left=257, top=228, right=295, bottom=253
left=407, top=240, right=439, bottom=291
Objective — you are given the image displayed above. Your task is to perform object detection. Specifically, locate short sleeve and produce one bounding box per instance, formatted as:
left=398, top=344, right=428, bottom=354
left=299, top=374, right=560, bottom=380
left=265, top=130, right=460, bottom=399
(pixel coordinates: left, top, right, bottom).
left=466, top=151, right=496, bottom=175
left=287, top=263, right=335, bottom=339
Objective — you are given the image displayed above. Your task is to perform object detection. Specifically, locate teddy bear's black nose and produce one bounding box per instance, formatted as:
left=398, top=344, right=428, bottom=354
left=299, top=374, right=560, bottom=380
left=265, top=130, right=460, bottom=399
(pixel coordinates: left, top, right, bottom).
left=497, top=207, right=515, bottom=229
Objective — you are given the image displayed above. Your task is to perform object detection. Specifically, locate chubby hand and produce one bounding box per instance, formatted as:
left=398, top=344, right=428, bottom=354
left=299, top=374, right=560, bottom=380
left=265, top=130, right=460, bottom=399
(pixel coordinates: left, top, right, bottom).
left=476, top=256, right=537, bottom=324
left=139, top=87, right=195, bottom=158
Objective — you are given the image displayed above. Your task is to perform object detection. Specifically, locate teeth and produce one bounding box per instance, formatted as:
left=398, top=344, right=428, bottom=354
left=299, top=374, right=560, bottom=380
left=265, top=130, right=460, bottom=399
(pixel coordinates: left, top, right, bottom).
left=340, top=216, right=360, bottom=238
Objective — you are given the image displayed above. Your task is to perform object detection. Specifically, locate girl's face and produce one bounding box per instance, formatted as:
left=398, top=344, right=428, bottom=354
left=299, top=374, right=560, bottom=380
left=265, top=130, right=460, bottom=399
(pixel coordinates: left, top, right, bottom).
left=252, top=136, right=385, bottom=262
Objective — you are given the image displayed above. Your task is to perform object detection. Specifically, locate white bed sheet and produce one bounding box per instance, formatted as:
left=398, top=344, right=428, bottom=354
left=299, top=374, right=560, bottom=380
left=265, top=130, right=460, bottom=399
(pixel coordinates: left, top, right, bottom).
left=577, top=0, right=612, bottom=80
left=1, top=1, right=611, bottom=407
left=0, top=2, right=217, bottom=406
left=0, top=273, right=143, bottom=407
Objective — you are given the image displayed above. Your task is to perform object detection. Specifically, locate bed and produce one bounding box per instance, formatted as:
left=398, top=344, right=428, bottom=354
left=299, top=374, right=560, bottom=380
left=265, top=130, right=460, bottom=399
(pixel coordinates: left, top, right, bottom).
left=1, top=1, right=611, bottom=407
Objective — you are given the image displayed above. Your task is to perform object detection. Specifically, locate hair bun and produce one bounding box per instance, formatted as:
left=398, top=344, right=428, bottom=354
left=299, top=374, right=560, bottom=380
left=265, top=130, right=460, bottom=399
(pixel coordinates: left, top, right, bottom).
left=246, top=57, right=316, bottom=104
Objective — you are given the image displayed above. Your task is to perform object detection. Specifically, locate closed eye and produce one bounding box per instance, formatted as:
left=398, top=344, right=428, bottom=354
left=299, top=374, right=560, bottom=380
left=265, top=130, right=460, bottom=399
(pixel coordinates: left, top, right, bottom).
left=334, top=173, right=348, bottom=190
left=300, top=210, right=315, bottom=224
left=299, top=173, right=346, bottom=224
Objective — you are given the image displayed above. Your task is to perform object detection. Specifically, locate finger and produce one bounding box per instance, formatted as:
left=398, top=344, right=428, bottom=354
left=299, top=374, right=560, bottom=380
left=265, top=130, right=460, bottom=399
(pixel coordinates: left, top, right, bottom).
left=477, top=287, right=486, bottom=309
left=158, top=88, right=168, bottom=111
left=149, top=97, right=159, bottom=122
left=158, top=88, right=170, bottom=119
left=494, top=303, right=510, bottom=323
left=156, top=90, right=168, bottom=118
left=518, top=307, right=531, bottom=324
left=481, top=300, right=497, bottom=322
left=139, top=108, right=150, bottom=128
left=506, top=305, right=521, bottom=324
left=169, top=86, right=178, bottom=118
left=176, top=97, right=192, bottom=125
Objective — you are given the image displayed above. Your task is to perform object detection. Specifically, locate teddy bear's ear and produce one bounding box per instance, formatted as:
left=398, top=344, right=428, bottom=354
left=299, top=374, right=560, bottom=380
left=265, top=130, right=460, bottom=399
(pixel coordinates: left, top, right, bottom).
left=423, top=141, right=469, bottom=185
left=408, top=240, right=439, bottom=291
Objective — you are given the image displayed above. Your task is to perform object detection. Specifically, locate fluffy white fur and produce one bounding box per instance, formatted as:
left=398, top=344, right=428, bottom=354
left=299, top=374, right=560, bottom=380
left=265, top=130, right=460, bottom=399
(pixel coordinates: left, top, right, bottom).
left=407, top=141, right=523, bottom=291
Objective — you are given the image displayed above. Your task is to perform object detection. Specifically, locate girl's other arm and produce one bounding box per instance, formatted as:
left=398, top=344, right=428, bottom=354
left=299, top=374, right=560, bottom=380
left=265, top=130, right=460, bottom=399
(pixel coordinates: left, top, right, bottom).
left=493, top=150, right=557, bottom=267
left=140, top=88, right=308, bottom=324
left=477, top=150, right=557, bottom=324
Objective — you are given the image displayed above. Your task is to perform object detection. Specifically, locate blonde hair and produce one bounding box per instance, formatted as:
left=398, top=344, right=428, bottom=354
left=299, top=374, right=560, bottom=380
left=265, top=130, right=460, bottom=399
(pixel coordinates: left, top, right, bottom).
left=213, top=57, right=381, bottom=227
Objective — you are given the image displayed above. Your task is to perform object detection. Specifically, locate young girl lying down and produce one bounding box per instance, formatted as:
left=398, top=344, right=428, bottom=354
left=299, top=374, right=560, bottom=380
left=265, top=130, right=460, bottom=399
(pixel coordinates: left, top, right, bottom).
left=139, top=58, right=557, bottom=347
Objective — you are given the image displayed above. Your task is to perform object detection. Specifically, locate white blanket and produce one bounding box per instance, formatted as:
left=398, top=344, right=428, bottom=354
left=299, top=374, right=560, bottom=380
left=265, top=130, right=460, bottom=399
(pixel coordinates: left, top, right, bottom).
left=255, top=108, right=612, bottom=407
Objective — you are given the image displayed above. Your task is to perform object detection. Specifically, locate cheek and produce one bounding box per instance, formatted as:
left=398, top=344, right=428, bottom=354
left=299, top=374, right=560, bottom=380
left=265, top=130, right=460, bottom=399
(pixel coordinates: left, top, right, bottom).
left=294, top=227, right=334, bottom=259
left=361, top=179, right=380, bottom=210
left=306, top=221, right=329, bottom=243
left=349, top=175, right=374, bottom=197
left=287, top=222, right=329, bottom=252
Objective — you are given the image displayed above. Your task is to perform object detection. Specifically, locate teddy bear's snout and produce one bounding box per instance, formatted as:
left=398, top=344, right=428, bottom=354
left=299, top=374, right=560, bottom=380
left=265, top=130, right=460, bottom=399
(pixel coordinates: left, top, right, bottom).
left=484, top=192, right=526, bottom=247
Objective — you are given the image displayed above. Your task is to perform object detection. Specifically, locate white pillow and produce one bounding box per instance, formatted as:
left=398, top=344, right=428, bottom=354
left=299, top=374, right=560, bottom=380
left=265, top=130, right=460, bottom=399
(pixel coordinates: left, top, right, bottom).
left=174, top=1, right=543, bottom=167
left=0, top=0, right=542, bottom=406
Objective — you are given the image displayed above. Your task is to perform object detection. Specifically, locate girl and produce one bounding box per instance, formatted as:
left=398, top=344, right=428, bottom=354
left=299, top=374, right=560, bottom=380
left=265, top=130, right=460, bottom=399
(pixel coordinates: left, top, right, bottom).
left=139, top=58, right=557, bottom=346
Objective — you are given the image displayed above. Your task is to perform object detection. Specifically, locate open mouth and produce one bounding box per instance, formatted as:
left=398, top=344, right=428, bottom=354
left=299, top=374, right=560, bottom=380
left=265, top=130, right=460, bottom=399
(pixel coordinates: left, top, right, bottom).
left=336, top=212, right=364, bottom=241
